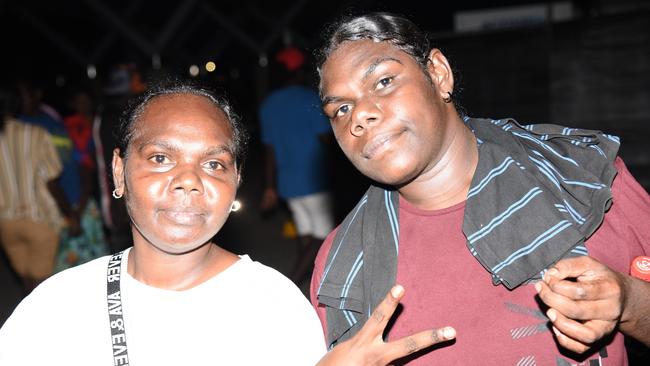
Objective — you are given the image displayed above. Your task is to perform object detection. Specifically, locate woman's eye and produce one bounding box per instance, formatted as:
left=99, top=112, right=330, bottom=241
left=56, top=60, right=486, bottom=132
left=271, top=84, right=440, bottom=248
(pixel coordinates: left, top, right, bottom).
left=377, top=76, right=393, bottom=89
left=334, top=104, right=350, bottom=118
left=204, top=161, right=223, bottom=171
left=150, top=154, right=169, bottom=164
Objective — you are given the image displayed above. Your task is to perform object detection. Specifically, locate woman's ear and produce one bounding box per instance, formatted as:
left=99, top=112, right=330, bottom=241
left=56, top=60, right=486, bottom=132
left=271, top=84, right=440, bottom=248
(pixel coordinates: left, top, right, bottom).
left=426, top=48, right=455, bottom=100
left=112, top=148, right=126, bottom=196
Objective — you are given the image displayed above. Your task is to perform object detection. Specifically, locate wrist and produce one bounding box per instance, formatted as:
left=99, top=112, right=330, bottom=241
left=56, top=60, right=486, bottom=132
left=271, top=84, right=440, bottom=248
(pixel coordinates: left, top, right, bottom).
left=619, top=275, right=650, bottom=335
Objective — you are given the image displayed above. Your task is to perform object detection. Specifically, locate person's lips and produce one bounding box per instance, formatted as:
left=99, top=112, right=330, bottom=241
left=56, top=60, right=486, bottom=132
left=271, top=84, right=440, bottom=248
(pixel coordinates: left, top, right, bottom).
left=362, top=129, right=405, bottom=159
left=160, top=207, right=206, bottom=225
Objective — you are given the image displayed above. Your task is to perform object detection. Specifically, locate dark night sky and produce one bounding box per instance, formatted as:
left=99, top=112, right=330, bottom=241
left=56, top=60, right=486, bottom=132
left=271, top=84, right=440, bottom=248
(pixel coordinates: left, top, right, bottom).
left=0, top=0, right=550, bottom=84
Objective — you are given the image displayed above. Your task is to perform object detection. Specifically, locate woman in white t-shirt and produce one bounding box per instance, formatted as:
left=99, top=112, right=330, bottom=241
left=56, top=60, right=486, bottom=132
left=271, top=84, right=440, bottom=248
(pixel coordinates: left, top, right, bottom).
left=0, top=80, right=455, bottom=366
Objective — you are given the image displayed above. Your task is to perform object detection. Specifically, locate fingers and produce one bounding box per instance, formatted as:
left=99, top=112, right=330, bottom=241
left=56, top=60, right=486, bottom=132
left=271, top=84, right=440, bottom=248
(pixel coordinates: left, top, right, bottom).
left=357, top=285, right=404, bottom=341
left=536, top=281, right=620, bottom=320
left=547, top=307, right=616, bottom=354
left=545, top=256, right=601, bottom=281
left=380, top=327, right=456, bottom=362
left=550, top=325, right=591, bottom=354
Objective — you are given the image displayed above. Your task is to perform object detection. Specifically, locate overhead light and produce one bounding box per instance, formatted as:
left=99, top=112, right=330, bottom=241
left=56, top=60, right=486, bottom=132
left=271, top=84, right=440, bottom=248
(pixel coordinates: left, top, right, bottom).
left=205, top=61, right=216, bottom=72
left=189, top=65, right=200, bottom=77
left=87, top=64, right=97, bottom=79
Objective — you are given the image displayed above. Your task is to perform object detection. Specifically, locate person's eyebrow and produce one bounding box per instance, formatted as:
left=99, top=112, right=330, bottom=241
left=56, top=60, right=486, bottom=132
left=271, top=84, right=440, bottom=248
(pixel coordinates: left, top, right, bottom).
left=361, top=56, right=402, bottom=83
left=321, top=95, right=344, bottom=108
left=201, top=145, right=234, bottom=160
left=137, top=140, right=233, bottom=159
left=321, top=56, right=403, bottom=108
left=137, top=139, right=179, bottom=153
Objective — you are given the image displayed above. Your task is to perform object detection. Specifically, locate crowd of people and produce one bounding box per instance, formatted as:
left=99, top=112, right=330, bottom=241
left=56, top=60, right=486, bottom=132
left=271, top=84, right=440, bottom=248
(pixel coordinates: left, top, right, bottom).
left=1, top=10, right=649, bottom=366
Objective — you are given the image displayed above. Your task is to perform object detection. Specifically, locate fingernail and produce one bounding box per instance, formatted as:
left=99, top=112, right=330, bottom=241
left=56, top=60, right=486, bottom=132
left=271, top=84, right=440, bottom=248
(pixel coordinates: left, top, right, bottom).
left=443, top=327, right=456, bottom=339
left=391, top=285, right=404, bottom=298
left=552, top=326, right=561, bottom=338
left=534, top=282, right=541, bottom=293
left=547, top=309, right=557, bottom=322
left=546, top=268, right=559, bottom=278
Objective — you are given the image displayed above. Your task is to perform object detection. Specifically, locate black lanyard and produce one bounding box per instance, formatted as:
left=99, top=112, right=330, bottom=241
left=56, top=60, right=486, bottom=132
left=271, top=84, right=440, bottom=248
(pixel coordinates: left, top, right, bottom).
left=107, top=251, right=130, bottom=365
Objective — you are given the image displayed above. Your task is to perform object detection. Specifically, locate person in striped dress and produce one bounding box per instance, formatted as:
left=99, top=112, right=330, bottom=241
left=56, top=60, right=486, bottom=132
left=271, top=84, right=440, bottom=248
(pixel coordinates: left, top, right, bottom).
left=0, top=116, right=63, bottom=292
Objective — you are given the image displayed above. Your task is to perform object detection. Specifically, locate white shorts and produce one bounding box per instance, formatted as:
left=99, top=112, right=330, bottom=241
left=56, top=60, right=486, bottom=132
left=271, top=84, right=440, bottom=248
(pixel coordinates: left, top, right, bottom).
left=287, top=192, right=335, bottom=239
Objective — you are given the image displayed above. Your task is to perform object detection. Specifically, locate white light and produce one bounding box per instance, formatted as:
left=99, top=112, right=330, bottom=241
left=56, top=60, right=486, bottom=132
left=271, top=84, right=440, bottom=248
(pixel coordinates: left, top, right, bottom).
left=189, top=64, right=200, bottom=77
left=87, top=64, right=97, bottom=79
left=258, top=54, right=268, bottom=67
left=205, top=61, right=216, bottom=72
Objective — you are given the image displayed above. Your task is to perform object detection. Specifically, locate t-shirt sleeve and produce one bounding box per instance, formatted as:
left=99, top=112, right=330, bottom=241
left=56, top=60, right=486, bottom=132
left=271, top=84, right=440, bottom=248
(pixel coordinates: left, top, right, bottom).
left=37, top=127, right=63, bottom=181
left=587, top=157, right=650, bottom=275
left=310, top=227, right=339, bottom=338
left=611, top=157, right=650, bottom=255
left=0, top=282, right=55, bottom=363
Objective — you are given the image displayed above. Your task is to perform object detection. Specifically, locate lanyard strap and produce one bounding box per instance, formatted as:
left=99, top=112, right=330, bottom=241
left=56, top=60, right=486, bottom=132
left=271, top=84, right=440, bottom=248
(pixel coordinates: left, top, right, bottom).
left=107, top=250, right=130, bottom=365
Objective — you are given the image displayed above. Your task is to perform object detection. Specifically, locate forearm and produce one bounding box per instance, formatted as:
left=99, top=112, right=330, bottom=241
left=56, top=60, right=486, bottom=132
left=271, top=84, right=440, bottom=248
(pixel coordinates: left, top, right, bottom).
left=619, top=276, right=650, bottom=346
left=46, top=178, right=74, bottom=218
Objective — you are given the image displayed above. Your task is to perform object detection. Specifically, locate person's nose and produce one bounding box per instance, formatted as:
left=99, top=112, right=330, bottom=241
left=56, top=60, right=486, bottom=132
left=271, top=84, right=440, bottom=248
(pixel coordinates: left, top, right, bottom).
left=350, top=98, right=382, bottom=137
left=170, top=164, right=204, bottom=196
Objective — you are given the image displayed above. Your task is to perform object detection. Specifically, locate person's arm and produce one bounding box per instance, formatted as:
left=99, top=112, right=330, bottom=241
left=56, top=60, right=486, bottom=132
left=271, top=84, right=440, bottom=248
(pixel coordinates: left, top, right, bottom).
left=260, top=144, right=279, bottom=212
left=315, top=285, right=456, bottom=366
left=536, top=157, right=650, bottom=352
left=46, top=177, right=81, bottom=236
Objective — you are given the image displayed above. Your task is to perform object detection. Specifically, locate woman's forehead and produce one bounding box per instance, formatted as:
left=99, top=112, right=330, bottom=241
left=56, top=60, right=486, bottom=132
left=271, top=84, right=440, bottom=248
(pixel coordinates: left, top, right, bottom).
left=321, top=40, right=412, bottom=89
left=131, top=94, right=231, bottom=141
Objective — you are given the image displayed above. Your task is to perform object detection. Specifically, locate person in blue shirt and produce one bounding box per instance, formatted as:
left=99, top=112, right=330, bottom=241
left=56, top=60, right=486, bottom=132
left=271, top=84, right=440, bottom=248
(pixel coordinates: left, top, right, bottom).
left=259, top=46, right=336, bottom=283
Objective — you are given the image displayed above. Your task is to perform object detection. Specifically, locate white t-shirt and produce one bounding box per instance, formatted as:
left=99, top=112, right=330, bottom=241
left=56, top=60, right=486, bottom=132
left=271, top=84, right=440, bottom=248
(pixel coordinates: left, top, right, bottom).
left=0, top=248, right=326, bottom=365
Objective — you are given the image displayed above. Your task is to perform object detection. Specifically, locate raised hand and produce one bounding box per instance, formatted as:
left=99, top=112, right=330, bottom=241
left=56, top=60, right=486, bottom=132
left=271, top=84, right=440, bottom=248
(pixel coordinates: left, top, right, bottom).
left=316, top=285, right=456, bottom=366
left=535, top=256, right=629, bottom=353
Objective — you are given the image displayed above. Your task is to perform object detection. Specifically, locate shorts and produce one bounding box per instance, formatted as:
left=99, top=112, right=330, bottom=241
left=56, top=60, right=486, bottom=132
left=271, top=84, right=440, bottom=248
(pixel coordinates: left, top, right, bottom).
left=287, top=192, right=335, bottom=240
left=0, top=218, right=59, bottom=279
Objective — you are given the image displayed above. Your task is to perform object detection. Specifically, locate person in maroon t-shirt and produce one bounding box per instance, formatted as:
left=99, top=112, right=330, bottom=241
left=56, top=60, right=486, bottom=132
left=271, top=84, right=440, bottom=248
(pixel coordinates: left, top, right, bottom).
left=311, top=11, right=650, bottom=365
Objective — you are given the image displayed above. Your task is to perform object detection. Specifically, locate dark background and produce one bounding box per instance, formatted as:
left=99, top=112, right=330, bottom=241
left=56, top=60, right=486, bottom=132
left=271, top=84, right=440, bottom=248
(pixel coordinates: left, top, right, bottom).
left=0, top=0, right=649, bottom=363
left=1, top=0, right=648, bottom=186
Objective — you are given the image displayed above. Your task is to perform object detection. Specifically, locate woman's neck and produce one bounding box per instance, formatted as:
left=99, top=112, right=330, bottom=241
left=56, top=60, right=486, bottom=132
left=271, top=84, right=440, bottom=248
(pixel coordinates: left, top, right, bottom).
left=399, top=118, right=478, bottom=210
left=127, top=242, right=239, bottom=291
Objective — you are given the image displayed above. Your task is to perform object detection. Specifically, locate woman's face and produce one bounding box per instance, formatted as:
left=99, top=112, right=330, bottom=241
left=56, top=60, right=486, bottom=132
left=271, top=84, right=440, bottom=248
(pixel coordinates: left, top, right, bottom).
left=320, top=40, right=454, bottom=186
left=112, top=94, right=239, bottom=254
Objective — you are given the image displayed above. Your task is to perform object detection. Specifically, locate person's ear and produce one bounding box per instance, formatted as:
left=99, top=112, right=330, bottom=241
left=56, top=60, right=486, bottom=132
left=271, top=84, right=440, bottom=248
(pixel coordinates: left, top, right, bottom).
left=426, top=49, right=455, bottom=101
left=112, top=148, right=126, bottom=197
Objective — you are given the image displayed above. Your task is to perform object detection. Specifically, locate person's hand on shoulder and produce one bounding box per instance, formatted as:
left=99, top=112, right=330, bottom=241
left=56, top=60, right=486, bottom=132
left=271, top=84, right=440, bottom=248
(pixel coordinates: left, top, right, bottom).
left=316, top=285, right=456, bottom=366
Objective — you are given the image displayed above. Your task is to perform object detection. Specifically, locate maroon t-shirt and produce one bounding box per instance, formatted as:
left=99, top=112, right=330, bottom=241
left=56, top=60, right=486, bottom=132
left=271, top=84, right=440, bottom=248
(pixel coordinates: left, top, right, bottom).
left=311, top=158, right=650, bottom=365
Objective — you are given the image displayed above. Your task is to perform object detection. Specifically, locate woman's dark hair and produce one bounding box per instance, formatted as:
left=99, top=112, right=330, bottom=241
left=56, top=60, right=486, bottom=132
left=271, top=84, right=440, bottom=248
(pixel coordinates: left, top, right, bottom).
left=316, top=12, right=432, bottom=79
left=116, top=78, right=249, bottom=169
left=316, top=12, right=464, bottom=112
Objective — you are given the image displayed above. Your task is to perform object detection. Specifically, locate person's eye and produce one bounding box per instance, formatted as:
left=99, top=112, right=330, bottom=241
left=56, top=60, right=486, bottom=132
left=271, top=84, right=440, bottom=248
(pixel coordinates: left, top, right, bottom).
left=149, top=154, right=170, bottom=164
left=376, top=76, right=394, bottom=90
left=204, top=160, right=224, bottom=171
left=334, top=104, right=351, bottom=118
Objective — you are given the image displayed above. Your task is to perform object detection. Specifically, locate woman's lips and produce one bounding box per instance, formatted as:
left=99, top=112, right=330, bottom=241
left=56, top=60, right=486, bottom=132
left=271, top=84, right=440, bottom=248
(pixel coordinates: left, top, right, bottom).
left=362, top=130, right=405, bottom=159
left=161, top=209, right=205, bottom=225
